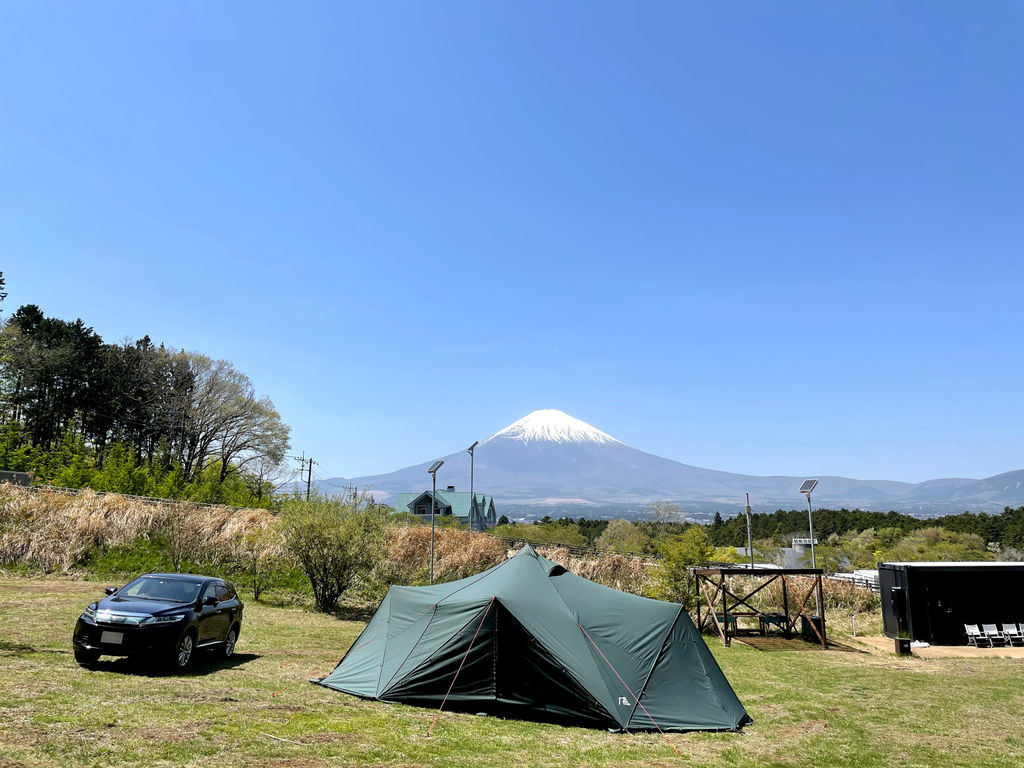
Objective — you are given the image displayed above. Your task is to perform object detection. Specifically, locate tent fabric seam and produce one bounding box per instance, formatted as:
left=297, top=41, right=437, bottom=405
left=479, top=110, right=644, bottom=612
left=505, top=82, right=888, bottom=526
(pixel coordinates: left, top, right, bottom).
left=380, top=600, right=494, bottom=699
left=379, top=604, right=439, bottom=694
left=318, top=593, right=388, bottom=690
left=374, top=591, right=395, bottom=695
left=626, top=603, right=685, bottom=727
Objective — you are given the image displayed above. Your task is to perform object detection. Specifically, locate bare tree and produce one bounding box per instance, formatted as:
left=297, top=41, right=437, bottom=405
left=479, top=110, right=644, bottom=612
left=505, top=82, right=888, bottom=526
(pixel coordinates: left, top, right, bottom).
left=178, top=354, right=290, bottom=482
left=647, top=500, right=685, bottom=525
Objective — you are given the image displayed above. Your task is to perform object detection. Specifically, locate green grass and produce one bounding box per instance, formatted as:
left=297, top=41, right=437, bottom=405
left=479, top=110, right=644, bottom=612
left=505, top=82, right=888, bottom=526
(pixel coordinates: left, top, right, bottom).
left=1, top=576, right=1022, bottom=768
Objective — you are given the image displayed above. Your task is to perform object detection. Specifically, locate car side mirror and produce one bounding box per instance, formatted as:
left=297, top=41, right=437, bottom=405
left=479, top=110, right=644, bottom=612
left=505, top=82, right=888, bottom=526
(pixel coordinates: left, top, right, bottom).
left=105, top=586, right=118, bottom=595
left=203, top=595, right=218, bottom=606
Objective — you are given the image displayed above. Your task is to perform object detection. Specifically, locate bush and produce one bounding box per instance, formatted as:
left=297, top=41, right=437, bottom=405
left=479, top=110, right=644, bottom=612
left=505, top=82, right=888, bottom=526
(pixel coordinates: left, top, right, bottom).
left=594, top=519, right=650, bottom=554
left=279, top=494, right=389, bottom=612
left=648, top=526, right=714, bottom=607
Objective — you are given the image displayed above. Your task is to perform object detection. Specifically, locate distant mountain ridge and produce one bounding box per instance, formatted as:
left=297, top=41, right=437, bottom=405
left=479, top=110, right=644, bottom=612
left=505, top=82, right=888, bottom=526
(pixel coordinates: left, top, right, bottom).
left=319, top=409, right=1024, bottom=517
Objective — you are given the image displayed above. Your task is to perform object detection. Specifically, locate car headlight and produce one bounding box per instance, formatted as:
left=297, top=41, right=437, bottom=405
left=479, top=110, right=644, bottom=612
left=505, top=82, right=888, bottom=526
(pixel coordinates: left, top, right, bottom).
left=82, top=605, right=97, bottom=620
left=141, top=614, right=186, bottom=626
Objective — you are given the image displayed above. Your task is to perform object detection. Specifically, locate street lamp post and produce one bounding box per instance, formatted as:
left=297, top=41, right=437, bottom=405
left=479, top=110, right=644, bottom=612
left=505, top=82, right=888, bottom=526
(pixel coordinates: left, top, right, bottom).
left=467, top=441, right=479, bottom=529
left=427, top=459, right=444, bottom=585
left=744, top=493, right=754, bottom=569
left=800, top=478, right=820, bottom=614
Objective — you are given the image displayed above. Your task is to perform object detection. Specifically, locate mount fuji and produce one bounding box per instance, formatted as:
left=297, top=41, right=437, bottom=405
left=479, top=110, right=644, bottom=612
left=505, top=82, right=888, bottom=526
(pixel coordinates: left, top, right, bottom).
left=320, top=409, right=1024, bottom=519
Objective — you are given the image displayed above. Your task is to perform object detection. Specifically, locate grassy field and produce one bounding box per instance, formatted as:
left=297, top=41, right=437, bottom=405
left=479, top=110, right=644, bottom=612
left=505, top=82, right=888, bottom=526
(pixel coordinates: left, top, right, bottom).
left=1, top=576, right=1022, bottom=768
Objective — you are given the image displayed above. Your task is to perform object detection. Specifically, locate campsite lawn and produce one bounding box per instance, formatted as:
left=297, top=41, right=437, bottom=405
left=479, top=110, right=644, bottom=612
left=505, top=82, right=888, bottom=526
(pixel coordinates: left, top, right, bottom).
left=1, top=577, right=1022, bottom=768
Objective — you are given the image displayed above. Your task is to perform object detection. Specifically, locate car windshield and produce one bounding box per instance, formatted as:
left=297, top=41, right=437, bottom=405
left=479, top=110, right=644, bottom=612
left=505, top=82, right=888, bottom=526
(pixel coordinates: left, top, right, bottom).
left=117, top=576, right=203, bottom=604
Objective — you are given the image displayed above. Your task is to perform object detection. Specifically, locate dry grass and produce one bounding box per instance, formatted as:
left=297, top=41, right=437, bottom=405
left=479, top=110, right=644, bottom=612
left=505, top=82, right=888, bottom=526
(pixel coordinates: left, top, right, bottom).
left=0, top=485, right=279, bottom=572
left=535, top=546, right=653, bottom=594
left=385, top=526, right=507, bottom=584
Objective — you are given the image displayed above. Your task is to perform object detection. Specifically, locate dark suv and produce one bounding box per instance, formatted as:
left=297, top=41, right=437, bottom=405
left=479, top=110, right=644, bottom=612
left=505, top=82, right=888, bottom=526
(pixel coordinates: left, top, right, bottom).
left=73, top=573, right=243, bottom=672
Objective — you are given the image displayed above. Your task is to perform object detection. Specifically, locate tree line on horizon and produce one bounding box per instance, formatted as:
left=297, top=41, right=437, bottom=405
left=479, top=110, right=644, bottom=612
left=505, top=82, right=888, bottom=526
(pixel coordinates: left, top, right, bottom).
left=0, top=272, right=291, bottom=506
left=494, top=502, right=1024, bottom=570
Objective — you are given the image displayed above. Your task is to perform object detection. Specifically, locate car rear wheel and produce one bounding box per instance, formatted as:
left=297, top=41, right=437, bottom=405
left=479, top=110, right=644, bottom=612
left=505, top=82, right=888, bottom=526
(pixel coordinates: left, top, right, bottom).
left=224, top=627, right=238, bottom=658
left=173, top=632, right=195, bottom=671
left=74, top=648, right=100, bottom=668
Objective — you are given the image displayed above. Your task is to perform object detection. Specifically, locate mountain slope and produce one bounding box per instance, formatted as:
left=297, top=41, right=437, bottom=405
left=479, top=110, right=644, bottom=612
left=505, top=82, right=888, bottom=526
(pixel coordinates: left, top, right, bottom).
left=323, top=409, right=1021, bottom=514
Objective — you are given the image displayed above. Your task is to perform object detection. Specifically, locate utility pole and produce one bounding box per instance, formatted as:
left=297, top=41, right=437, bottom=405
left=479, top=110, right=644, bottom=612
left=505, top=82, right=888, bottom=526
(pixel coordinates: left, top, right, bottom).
left=306, top=457, right=314, bottom=501
left=289, top=453, right=316, bottom=501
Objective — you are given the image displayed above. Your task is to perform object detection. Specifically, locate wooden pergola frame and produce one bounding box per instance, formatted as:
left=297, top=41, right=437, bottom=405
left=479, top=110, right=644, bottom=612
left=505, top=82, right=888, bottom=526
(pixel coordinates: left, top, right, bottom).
left=692, top=567, right=828, bottom=649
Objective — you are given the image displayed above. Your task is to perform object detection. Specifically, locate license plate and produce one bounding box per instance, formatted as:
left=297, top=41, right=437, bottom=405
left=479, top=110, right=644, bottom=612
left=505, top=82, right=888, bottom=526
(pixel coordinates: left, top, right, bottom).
left=100, top=631, right=123, bottom=645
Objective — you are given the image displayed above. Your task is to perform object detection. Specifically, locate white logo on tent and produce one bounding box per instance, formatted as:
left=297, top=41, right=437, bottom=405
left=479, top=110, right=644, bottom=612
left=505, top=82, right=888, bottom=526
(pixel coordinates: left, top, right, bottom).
left=618, top=696, right=630, bottom=706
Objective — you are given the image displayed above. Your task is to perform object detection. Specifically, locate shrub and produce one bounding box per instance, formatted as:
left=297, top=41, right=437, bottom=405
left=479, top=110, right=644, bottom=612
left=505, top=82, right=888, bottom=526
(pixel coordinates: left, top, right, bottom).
left=594, top=519, right=650, bottom=554
left=279, top=495, right=389, bottom=612
left=648, top=526, right=714, bottom=606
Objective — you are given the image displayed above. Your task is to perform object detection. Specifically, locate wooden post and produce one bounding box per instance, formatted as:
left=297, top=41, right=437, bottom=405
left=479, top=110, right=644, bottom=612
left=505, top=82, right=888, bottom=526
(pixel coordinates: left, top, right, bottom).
left=694, top=572, right=700, bottom=630
left=721, top=574, right=729, bottom=646
left=781, top=574, right=790, bottom=637
left=815, top=573, right=827, bottom=649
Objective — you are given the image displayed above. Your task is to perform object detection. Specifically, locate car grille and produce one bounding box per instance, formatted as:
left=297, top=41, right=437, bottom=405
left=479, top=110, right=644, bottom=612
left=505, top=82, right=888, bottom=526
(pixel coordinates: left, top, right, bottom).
left=94, top=611, right=148, bottom=626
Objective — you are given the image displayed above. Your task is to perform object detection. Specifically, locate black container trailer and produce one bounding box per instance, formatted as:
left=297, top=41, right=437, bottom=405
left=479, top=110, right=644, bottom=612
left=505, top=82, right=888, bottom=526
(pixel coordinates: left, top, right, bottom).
left=880, top=561, right=1024, bottom=650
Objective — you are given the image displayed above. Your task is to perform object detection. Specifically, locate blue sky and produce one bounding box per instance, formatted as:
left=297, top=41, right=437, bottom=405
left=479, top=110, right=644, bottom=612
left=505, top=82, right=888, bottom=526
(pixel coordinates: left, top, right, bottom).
left=2, top=2, right=1022, bottom=484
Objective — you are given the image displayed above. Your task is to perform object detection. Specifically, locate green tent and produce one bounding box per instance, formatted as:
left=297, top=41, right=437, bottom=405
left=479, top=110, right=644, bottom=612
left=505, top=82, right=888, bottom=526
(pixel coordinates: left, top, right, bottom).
left=314, top=545, right=751, bottom=732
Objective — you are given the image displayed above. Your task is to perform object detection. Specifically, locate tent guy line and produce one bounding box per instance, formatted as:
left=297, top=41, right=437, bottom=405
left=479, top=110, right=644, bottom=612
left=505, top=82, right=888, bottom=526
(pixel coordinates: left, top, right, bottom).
left=578, top=622, right=680, bottom=754
left=313, top=546, right=751, bottom=733
left=427, top=596, right=497, bottom=737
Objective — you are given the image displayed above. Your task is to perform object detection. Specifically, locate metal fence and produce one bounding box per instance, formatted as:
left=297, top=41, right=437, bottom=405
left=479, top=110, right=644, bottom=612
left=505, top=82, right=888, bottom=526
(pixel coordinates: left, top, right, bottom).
left=824, top=572, right=881, bottom=593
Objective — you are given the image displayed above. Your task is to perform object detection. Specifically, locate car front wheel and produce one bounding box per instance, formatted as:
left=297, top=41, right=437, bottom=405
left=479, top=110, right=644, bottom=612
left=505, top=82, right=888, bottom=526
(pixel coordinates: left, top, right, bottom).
left=173, top=632, right=195, bottom=671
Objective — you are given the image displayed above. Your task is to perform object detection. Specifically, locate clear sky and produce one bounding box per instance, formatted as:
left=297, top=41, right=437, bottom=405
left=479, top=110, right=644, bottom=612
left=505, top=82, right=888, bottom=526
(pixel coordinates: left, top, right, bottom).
left=2, top=2, right=1022, bottom=484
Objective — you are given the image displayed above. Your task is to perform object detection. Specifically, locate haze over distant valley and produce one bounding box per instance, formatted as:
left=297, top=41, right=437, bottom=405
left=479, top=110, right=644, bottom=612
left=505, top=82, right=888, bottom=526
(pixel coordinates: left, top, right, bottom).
left=317, top=410, right=1024, bottom=521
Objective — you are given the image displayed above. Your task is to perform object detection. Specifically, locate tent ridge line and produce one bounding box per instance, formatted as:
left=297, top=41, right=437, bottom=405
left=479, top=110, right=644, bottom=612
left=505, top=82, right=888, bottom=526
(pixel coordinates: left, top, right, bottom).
left=626, top=603, right=686, bottom=728
left=538, top=553, right=642, bottom=727
left=374, top=591, right=396, bottom=695
left=434, top=554, right=517, bottom=609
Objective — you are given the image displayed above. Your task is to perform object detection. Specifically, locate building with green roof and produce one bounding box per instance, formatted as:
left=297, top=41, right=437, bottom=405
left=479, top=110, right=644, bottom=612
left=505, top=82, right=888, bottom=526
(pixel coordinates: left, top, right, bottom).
left=392, top=487, right=497, bottom=531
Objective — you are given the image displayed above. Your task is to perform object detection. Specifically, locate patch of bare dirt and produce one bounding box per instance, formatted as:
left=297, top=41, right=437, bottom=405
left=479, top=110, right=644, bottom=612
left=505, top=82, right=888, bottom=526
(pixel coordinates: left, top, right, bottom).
left=780, top=719, right=828, bottom=737
left=858, top=635, right=1024, bottom=659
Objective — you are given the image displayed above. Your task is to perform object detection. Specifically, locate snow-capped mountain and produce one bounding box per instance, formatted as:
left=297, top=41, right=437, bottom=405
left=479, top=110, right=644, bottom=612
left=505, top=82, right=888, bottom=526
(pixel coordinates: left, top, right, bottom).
left=485, top=409, right=621, bottom=446
left=320, top=409, right=1024, bottom=517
